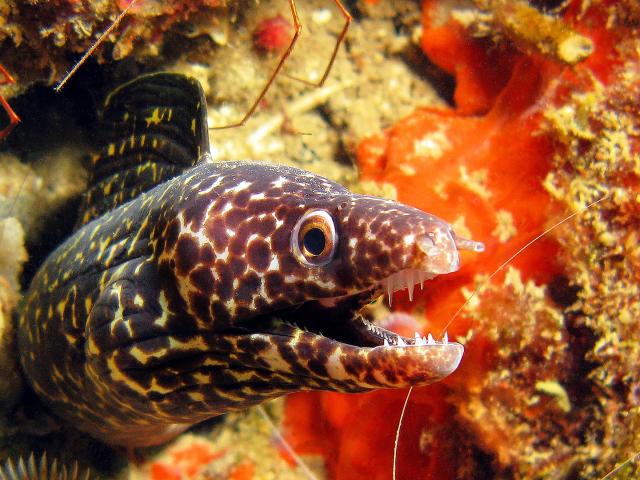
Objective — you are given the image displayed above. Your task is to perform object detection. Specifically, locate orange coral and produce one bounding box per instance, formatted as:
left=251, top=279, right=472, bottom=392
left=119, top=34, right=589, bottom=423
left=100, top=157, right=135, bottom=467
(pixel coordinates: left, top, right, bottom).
left=284, top=1, right=640, bottom=478
left=149, top=439, right=225, bottom=480
left=357, top=1, right=568, bottom=361
left=419, top=16, right=517, bottom=115
left=228, top=461, right=255, bottom=480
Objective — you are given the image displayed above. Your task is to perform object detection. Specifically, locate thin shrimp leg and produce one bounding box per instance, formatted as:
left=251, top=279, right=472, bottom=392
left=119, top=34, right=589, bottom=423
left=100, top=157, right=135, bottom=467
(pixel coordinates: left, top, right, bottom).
left=211, top=0, right=352, bottom=129
left=286, top=0, right=352, bottom=88
left=0, top=64, right=21, bottom=140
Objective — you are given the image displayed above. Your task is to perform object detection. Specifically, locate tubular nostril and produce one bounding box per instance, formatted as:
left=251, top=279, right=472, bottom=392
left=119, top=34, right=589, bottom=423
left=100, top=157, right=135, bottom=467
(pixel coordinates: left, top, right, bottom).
left=454, top=236, right=485, bottom=252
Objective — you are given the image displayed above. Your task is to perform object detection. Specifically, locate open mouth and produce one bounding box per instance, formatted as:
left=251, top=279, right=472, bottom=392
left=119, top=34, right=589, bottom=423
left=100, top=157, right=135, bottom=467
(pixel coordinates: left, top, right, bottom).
left=245, top=227, right=485, bottom=354
left=230, top=263, right=472, bottom=390
left=226, top=232, right=482, bottom=390
left=268, top=310, right=450, bottom=349
left=256, top=267, right=449, bottom=350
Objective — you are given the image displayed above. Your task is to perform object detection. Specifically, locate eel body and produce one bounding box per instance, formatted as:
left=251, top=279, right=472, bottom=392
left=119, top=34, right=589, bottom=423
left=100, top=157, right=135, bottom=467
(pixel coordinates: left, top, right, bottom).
left=17, top=74, right=483, bottom=447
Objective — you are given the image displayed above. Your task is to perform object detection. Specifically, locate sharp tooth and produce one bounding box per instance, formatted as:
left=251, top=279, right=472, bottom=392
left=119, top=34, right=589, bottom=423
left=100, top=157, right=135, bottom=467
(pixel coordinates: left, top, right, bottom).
left=419, top=271, right=424, bottom=290
left=443, top=332, right=448, bottom=344
left=384, top=338, right=390, bottom=347
left=397, top=337, right=406, bottom=346
left=427, top=333, right=435, bottom=345
left=414, top=332, right=421, bottom=341
left=394, top=273, right=402, bottom=293
left=422, top=336, right=427, bottom=345
left=407, top=270, right=414, bottom=301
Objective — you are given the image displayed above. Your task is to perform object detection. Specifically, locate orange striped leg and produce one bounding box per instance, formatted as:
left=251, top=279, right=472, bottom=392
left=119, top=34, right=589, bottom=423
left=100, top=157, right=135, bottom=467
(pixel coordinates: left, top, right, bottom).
left=210, top=0, right=352, bottom=129
left=0, top=64, right=20, bottom=140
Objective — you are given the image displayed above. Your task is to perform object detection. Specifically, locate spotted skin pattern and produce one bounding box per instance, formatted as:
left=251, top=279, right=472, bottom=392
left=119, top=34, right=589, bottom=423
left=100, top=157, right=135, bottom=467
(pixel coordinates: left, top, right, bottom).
left=18, top=74, right=473, bottom=448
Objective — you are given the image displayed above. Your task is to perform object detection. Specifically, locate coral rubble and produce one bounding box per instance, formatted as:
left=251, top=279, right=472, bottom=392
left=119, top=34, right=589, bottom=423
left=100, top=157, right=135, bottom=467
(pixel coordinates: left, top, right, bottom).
left=0, top=0, right=226, bottom=95
left=133, top=402, right=320, bottom=480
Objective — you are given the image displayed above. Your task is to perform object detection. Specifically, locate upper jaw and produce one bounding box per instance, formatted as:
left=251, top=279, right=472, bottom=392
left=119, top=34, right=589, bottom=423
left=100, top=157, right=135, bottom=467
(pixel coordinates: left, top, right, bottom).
left=287, top=258, right=462, bottom=349
left=380, top=267, right=438, bottom=304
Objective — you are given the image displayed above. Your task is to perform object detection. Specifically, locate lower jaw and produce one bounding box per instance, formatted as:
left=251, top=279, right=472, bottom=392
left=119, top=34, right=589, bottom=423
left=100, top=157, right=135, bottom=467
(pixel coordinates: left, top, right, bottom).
left=252, top=328, right=465, bottom=390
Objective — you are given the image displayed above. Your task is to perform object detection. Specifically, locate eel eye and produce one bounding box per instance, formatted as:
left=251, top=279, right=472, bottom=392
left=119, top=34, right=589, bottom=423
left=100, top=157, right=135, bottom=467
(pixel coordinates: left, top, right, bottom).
left=291, top=210, right=337, bottom=267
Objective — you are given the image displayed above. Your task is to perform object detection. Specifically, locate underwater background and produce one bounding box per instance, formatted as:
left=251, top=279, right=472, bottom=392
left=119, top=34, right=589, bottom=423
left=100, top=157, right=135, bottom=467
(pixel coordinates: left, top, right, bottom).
left=0, top=0, right=639, bottom=479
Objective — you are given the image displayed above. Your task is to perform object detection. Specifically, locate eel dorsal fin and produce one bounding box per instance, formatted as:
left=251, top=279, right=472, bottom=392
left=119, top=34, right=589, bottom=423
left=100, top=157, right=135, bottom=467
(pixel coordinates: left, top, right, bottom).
left=76, top=72, right=210, bottom=228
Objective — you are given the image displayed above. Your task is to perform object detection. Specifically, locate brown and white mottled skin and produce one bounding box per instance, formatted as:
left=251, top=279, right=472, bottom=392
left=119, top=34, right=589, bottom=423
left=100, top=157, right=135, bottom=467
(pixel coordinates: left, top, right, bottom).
left=17, top=74, right=481, bottom=448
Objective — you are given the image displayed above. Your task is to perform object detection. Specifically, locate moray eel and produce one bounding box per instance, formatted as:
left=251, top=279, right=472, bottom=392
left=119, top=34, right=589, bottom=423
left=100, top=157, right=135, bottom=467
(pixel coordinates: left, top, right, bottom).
left=18, top=73, right=484, bottom=448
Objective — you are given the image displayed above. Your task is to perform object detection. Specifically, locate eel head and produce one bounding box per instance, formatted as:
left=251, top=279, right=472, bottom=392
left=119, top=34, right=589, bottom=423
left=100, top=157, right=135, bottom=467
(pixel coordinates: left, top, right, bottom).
left=155, top=161, right=484, bottom=400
